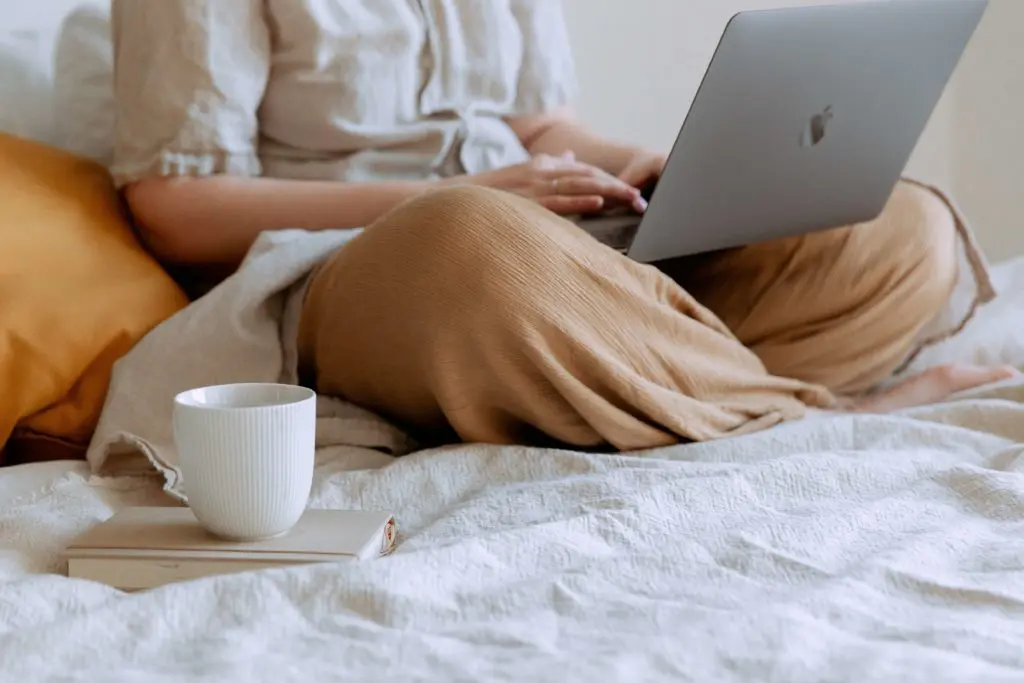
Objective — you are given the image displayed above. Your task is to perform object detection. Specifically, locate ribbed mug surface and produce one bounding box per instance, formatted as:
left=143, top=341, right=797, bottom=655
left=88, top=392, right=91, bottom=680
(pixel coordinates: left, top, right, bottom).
left=173, top=383, right=317, bottom=541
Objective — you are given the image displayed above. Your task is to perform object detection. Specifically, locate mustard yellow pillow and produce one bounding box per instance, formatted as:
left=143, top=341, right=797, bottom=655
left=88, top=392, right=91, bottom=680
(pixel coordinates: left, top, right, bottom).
left=0, top=134, right=188, bottom=463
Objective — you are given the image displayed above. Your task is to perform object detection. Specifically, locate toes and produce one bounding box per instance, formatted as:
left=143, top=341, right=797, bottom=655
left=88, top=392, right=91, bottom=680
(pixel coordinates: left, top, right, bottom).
left=931, top=364, right=1019, bottom=395
left=846, top=364, right=1019, bottom=414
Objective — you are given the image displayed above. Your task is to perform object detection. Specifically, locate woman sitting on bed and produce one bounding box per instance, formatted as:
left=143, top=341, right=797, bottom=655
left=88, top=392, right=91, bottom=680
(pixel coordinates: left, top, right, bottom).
left=112, top=0, right=1013, bottom=449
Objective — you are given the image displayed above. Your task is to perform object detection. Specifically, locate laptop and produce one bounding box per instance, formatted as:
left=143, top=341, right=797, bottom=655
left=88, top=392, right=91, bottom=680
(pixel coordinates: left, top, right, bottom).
left=581, top=0, right=989, bottom=263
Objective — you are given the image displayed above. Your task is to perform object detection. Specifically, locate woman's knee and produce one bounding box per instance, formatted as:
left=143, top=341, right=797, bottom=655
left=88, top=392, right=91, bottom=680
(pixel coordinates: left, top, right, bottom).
left=735, top=181, right=962, bottom=392
left=368, top=185, right=554, bottom=254
left=357, top=185, right=580, bottom=294
left=300, top=187, right=542, bottom=388
left=873, top=181, right=959, bottom=308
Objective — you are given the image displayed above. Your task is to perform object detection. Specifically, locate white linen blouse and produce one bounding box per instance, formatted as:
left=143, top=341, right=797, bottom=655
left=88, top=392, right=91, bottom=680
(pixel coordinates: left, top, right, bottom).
left=110, top=0, right=579, bottom=188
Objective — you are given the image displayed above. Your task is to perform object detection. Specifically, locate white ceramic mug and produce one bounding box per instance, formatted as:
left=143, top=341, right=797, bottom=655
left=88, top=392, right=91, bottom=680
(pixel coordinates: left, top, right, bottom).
left=173, top=383, right=317, bottom=541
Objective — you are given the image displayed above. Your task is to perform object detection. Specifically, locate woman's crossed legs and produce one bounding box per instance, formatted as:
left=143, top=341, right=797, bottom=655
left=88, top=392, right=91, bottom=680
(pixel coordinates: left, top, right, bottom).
left=298, top=184, right=1013, bottom=449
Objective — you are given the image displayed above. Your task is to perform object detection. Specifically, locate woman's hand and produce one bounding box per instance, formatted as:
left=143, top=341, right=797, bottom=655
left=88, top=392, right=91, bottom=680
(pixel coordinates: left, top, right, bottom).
left=618, top=149, right=668, bottom=190
left=467, top=153, right=647, bottom=216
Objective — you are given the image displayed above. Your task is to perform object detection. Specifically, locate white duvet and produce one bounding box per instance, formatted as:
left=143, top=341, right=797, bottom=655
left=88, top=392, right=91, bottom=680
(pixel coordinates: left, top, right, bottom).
left=1, top=259, right=1023, bottom=682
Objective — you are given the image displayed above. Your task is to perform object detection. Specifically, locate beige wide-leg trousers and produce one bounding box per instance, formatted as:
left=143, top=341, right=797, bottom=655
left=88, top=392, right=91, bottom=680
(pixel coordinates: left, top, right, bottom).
left=299, top=181, right=963, bottom=450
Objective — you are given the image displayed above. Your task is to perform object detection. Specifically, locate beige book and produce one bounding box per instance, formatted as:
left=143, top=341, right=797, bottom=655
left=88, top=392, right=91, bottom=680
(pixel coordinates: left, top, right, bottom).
left=64, top=507, right=397, bottom=591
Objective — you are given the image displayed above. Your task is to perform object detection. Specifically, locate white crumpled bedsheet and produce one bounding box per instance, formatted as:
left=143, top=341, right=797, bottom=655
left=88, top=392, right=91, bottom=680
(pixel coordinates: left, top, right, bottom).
left=1, top=258, right=1023, bottom=682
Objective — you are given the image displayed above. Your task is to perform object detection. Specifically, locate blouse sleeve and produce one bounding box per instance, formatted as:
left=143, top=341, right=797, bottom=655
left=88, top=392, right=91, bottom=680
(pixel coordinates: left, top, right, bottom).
left=110, top=0, right=271, bottom=188
left=509, top=0, right=580, bottom=115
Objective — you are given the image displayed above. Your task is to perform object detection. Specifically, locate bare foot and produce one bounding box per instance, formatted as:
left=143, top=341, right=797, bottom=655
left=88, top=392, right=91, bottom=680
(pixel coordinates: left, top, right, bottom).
left=842, top=364, right=1020, bottom=414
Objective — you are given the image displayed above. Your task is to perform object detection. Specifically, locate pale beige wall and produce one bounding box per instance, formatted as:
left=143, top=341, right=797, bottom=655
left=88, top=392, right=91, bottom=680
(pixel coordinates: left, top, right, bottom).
left=951, top=0, right=1024, bottom=257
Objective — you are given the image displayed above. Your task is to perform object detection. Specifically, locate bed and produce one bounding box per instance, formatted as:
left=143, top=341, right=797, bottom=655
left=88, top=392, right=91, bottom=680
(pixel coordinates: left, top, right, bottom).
left=4, top=6, right=1024, bottom=681
left=2, top=273, right=1024, bottom=681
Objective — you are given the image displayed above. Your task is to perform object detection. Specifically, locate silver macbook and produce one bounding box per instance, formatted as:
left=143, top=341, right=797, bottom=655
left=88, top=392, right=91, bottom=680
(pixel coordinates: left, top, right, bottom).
left=585, top=0, right=988, bottom=263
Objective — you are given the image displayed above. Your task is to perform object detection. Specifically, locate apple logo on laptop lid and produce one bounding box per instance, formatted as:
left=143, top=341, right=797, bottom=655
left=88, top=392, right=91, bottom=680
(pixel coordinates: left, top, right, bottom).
left=801, top=105, right=834, bottom=148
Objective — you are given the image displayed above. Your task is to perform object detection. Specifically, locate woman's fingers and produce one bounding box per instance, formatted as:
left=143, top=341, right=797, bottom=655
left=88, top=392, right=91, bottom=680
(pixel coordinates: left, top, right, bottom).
left=541, top=161, right=619, bottom=180
left=549, top=176, right=640, bottom=204
left=529, top=155, right=643, bottom=212
left=540, top=195, right=605, bottom=215
left=539, top=163, right=642, bottom=206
